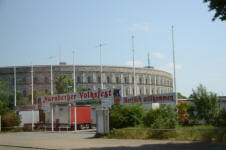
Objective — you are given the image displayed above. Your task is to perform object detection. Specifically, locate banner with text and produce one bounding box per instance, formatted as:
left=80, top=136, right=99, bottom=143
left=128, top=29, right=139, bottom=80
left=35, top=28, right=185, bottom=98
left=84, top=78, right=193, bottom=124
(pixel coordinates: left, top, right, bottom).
left=122, top=93, right=176, bottom=105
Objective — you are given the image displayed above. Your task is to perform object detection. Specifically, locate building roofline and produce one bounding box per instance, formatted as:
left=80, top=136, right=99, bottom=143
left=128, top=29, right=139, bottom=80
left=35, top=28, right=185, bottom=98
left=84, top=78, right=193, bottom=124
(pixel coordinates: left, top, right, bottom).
left=0, top=64, right=171, bottom=76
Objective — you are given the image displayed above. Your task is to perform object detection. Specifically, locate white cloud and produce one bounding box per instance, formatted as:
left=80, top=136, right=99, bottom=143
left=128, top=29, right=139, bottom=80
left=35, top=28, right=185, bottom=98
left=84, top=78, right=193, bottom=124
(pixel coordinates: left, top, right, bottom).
left=162, top=63, right=182, bottom=72
left=126, top=60, right=143, bottom=67
left=152, top=52, right=165, bottom=59
left=128, top=23, right=150, bottom=32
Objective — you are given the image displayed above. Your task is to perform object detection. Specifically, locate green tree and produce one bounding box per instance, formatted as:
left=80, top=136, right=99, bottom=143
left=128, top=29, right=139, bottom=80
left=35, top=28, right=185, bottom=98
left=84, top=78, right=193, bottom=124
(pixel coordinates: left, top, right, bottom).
left=77, top=88, right=89, bottom=92
left=177, top=92, right=187, bottom=99
left=0, top=78, right=9, bottom=102
left=55, top=74, right=74, bottom=94
left=0, top=101, right=10, bottom=115
left=27, top=89, right=46, bottom=104
left=190, top=84, right=219, bottom=124
left=204, top=0, right=226, bottom=21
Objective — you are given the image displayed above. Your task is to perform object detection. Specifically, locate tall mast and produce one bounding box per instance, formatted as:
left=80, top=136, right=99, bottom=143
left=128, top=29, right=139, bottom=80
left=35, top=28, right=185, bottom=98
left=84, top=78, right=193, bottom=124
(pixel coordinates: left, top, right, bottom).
left=172, top=25, right=177, bottom=103
left=132, top=35, right=136, bottom=96
left=31, top=62, right=34, bottom=131
left=148, top=51, right=150, bottom=67
left=14, top=65, right=16, bottom=107
left=73, top=50, right=76, bottom=93
left=97, top=41, right=106, bottom=90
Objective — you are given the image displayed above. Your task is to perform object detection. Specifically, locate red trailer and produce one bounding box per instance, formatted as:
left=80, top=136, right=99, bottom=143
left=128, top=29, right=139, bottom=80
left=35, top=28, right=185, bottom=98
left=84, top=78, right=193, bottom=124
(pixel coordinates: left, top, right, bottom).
left=70, top=106, right=91, bottom=129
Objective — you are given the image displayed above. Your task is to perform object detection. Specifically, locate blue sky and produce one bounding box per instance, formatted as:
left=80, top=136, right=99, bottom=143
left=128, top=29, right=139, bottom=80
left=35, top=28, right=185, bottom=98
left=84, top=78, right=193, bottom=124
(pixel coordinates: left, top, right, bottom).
left=0, top=0, right=225, bottom=96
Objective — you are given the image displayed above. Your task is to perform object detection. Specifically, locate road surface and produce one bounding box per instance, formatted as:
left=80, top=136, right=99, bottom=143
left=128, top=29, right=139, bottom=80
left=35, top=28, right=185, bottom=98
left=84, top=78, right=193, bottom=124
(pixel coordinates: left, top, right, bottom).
left=0, top=129, right=225, bottom=150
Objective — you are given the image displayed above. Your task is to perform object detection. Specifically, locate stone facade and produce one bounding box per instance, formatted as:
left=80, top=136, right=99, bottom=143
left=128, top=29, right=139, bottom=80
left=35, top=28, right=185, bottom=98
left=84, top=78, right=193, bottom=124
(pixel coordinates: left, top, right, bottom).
left=0, top=65, right=173, bottom=97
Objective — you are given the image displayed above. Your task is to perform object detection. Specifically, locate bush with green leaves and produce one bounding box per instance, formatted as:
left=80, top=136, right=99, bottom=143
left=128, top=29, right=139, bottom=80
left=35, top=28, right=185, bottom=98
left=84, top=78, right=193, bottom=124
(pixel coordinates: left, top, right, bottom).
left=190, top=84, right=220, bottom=125
left=2, top=111, right=21, bottom=129
left=109, top=103, right=144, bottom=129
left=216, top=109, right=226, bottom=127
left=143, top=105, right=178, bottom=129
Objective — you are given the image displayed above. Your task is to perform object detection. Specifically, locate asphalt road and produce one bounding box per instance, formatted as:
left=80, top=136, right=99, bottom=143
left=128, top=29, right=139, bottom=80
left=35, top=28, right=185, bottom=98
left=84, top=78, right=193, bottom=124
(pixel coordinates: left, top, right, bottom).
left=0, top=130, right=225, bottom=150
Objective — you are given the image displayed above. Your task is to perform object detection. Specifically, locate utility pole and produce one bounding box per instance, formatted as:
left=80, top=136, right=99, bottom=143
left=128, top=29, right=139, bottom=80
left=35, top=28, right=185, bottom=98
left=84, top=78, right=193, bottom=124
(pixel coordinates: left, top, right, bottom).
left=171, top=25, right=177, bottom=104
left=31, top=63, right=34, bottom=131
left=14, top=65, right=16, bottom=107
left=49, top=56, right=55, bottom=132
left=132, top=36, right=136, bottom=96
left=72, top=50, right=77, bottom=131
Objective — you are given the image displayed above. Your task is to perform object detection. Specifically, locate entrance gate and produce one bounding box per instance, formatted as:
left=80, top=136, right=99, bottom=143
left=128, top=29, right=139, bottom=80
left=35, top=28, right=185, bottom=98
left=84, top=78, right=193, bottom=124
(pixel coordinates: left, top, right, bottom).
left=39, top=88, right=115, bottom=134
left=39, top=89, right=176, bottom=134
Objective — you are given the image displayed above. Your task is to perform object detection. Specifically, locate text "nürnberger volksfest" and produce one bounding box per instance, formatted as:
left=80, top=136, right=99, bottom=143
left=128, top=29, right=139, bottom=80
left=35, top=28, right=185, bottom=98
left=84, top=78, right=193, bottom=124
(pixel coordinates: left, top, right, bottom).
left=42, top=89, right=113, bottom=104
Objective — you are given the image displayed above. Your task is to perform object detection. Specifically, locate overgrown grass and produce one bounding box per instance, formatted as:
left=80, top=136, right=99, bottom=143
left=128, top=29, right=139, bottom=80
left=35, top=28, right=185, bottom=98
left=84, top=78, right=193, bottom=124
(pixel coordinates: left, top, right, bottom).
left=105, top=125, right=226, bottom=142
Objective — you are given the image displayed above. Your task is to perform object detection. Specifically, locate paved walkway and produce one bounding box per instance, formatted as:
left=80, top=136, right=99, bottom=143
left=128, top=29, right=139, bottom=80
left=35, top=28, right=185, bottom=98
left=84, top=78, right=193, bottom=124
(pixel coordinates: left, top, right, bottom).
left=0, top=130, right=225, bottom=150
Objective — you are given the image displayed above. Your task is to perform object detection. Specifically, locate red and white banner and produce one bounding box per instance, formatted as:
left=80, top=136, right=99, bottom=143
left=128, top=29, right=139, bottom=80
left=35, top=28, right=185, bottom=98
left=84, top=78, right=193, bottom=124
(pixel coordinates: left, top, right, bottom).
left=122, top=93, right=176, bottom=104
left=41, top=88, right=113, bottom=105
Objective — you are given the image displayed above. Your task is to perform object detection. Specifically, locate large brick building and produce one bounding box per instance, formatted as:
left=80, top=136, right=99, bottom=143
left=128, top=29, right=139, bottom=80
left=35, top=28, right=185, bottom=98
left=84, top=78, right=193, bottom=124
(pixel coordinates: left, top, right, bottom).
left=0, top=64, right=173, bottom=97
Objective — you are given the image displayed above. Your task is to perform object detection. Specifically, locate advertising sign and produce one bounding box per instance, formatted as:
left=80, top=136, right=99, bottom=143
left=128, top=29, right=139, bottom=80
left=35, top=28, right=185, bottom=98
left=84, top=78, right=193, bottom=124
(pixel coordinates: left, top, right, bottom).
left=122, top=93, right=176, bottom=105
left=40, top=88, right=113, bottom=106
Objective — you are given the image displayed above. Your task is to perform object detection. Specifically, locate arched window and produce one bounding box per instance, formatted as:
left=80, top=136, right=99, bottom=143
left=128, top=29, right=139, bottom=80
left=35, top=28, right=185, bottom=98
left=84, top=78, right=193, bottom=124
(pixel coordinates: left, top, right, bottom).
left=77, top=76, right=81, bottom=83
left=139, top=77, right=142, bottom=84
left=87, top=76, right=91, bottom=83
left=107, top=76, right=110, bottom=83
left=124, top=77, right=127, bottom=84
left=116, top=77, right=120, bottom=84
left=146, top=88, right=149, bottom=95
left=98, top=76, right=101, bottom=83
left=126, top=88, right=129, bottom=96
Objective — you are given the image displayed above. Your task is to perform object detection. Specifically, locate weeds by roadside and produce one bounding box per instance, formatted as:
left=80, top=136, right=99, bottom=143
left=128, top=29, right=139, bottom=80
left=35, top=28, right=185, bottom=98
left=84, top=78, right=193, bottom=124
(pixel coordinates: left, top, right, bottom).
left=104, top=125, right=226, bottom=142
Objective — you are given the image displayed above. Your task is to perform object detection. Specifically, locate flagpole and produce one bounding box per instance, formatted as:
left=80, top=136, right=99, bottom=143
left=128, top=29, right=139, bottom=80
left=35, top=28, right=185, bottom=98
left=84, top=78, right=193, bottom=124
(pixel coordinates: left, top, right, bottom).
left=132, top=36, right=136, bottom=96
left=14, top=65, right=17, bottom=107
left=172, top=25, right=177, bottom=104
left=31, top=62, right=34, bottom=131
left=72, top=50, right=77, bottom=131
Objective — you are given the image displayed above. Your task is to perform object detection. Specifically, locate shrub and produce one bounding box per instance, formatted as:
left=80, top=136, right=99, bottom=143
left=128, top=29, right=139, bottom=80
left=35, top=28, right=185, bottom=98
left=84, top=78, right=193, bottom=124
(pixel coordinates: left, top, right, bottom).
left=176, top=102, right=191, bottom=124
left=190, top=84, right=220, bottom=125
left=109, top=103, right=144, bottom=129
left=216, top=109, right=226, bottom=127
left=2, top=111, right=21, bottom=129
left=143, top=105, right=178, bottom=129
